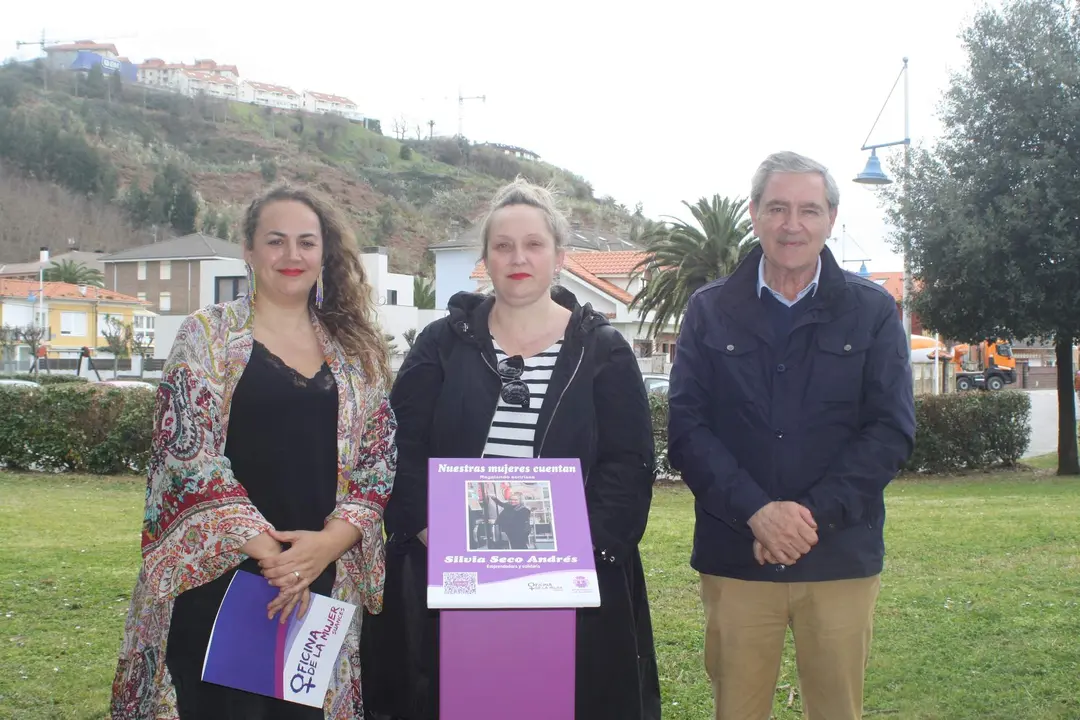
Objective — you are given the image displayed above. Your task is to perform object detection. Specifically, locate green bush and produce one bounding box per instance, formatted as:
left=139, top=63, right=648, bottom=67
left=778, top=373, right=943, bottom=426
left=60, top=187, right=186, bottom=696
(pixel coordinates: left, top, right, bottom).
left=647, top=389, right=1031, bottom=479
left=649, top=391, right=671, bottom=478
left=0, top=373, right=88, bottom=385
left=904, top=390, right=1031, bottom=473
left=0, top=383, right=155, bottom=474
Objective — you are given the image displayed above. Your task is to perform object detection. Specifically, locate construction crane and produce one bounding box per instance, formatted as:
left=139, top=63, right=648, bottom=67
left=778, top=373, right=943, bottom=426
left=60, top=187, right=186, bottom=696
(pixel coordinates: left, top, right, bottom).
left=458, top=88, right=486, bottom=138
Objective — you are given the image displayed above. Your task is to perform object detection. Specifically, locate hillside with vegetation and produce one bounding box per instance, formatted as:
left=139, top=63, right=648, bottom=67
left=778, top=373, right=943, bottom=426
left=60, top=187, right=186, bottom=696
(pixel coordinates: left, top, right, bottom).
left=0, top=61, right=637, bottom=274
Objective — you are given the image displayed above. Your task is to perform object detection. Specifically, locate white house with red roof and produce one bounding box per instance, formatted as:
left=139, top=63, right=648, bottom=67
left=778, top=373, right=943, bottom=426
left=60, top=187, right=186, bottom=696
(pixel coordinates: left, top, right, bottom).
left=467, top=251, right=675, bottom=366
left=178, top=70, right=238, bottom=100
left=137, top=58, right=240, bottom=91
left=303, top=91, right=363, bottom=120
left=430, top=223, right=675, bottom=365
left=238, top=80, right=302, bottom=110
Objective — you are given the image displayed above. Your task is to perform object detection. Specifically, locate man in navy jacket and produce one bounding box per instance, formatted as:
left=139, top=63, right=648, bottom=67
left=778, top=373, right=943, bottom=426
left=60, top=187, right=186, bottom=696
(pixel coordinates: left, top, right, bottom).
left=668, top=151, right=915, bottom=720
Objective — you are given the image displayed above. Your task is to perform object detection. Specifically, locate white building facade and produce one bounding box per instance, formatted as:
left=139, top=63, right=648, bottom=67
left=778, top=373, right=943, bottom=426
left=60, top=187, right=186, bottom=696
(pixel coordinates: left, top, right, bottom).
left=303, top=91, right=363, bottom=121
left=239, top=81, right=302, bottom=110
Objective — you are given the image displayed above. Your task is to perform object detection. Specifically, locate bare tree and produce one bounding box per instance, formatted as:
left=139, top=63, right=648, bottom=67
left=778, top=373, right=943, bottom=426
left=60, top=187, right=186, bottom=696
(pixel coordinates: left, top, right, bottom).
left=0, top=169, right=142, bottom=260
left=392, top=115, right=409, bottom=141
left=0, top=325, right=18, bottom=374
left=130, top=327, right=154, bottom=378
left=17, top=325, right=46, bottom=374
left=98, top=317, right=132, bottom=377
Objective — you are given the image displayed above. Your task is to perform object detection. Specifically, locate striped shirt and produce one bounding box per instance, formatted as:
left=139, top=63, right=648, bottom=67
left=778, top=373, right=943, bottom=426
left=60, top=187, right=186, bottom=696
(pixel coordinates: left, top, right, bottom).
left=481, top=339, right=563, bottom=459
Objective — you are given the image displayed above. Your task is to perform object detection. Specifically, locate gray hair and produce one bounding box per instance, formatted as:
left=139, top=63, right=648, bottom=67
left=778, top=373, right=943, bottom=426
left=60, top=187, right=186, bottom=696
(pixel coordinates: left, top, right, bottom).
left=479, top=177, right=570, bottom=261
left=750, top=151, right=840, bottom=211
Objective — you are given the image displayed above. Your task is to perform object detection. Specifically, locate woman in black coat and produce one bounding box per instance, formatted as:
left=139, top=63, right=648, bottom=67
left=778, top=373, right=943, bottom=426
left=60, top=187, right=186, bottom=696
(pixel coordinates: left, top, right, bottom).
left=360, top=178, right=661, bottom=720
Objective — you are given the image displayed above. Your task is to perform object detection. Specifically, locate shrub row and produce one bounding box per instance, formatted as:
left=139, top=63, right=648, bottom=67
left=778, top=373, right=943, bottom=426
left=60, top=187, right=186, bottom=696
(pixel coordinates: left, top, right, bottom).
left=0, top=373, right=88, bottom=385
left=0, top=382, right=1031, bottom=477
left=903, top=390, right=1031, bottom=473
left=0, top=384, right=155, bottom=474
left=648, top=390, right=1031, bottom=478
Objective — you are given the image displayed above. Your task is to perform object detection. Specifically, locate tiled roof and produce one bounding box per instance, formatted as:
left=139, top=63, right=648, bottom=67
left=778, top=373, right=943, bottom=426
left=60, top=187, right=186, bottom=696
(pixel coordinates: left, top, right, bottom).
left=46, top=41, right=118, bottom=54
left=183, top=70, right=237, bottom=86
left=471, top=251, right=642, bottom=305
left=245, top=80, right=299, bottom=96
left=564, top=256, right=633, bottom=304
left=0, top=279, right=146, bottom=303
left=101, top=233, right=242, bottom=262
left=569, top=251, right=649, bottom=276
left=306, top=90, right=356, bottom=106
left=0, top=251, right=107, bottom=277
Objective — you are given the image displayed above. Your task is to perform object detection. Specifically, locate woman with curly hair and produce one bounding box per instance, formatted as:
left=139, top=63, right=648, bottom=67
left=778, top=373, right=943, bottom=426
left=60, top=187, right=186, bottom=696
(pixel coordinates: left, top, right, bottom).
left=110, top=186, right=397, bottom=720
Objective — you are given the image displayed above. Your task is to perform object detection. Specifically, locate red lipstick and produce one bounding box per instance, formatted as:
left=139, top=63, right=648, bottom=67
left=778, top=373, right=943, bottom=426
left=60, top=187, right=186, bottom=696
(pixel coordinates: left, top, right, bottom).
left=278, top=269, right=304, bottom=277
left=508, top=273, right=531, bottom=280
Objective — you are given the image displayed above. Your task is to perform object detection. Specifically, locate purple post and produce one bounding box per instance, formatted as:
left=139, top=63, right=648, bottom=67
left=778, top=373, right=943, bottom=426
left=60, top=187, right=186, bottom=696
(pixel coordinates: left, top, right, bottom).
left=440, top=609, right=576, bottom=719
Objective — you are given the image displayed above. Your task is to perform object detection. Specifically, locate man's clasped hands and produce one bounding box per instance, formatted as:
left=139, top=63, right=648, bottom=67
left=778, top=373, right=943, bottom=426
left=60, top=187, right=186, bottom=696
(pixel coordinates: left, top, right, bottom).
left=239, top=519, right=362, bottom=623
left=747, top=501, right=819, bottom=567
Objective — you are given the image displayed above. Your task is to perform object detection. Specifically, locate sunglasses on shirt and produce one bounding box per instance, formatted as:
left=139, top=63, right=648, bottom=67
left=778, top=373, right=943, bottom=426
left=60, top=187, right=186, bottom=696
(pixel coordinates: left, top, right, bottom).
left=497, top=355, right=531, bottom=409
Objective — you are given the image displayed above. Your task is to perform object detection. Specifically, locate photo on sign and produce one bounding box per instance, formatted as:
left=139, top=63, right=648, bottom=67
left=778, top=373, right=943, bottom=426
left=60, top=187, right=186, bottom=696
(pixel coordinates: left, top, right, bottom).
left=464, top=481, right=557, bottom=552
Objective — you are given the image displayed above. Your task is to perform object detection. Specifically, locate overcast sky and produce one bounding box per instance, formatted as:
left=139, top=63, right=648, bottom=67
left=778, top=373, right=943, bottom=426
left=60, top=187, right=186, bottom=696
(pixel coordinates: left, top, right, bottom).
left=4, top=0, right=984, bottom=271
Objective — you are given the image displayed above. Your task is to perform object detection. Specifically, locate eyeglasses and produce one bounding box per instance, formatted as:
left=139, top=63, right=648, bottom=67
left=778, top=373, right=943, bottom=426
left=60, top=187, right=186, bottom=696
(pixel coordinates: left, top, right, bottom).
left=497, top=355, right=530, bottom=408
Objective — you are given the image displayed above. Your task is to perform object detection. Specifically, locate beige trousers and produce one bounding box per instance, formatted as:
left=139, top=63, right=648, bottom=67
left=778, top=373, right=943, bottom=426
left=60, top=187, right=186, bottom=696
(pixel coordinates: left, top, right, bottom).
left=699, top=574, right=881, bottom=720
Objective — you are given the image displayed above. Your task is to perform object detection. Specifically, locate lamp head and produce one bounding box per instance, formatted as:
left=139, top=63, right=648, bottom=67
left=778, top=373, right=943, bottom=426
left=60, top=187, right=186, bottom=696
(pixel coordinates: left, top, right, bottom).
left=854, top=149, right=892, bottom=185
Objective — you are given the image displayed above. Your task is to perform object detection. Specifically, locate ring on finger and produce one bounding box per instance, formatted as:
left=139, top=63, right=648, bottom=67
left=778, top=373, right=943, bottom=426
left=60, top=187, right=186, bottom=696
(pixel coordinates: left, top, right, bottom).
left=293, top=570, right=301, bottom=582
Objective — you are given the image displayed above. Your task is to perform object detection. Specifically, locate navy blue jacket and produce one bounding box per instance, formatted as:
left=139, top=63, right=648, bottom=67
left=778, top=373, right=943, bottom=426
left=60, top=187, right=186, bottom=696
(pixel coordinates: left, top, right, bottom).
left=668, top=245, right=915, bottom=582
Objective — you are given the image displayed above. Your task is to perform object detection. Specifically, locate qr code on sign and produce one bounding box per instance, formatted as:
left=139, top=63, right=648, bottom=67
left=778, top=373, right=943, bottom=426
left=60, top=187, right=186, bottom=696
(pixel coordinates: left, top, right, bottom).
left=443, top=572, right=477, bottom=595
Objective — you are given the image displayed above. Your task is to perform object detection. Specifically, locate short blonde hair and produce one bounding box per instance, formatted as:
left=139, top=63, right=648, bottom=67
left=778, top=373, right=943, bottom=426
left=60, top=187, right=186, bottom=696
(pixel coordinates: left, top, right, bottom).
left=478, top=177, right=570, bottom=261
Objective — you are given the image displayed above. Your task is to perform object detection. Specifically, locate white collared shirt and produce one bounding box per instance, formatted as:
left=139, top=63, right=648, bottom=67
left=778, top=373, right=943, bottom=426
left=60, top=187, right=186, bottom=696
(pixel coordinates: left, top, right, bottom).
left=757, top=255, right=821, bottom=307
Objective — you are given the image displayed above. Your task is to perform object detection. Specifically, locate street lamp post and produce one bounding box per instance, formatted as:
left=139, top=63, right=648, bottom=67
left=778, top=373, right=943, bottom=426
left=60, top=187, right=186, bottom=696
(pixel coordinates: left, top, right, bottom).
left=38, top=246, right=48, bottom=336
left=854, top=57, right=913, bottom=345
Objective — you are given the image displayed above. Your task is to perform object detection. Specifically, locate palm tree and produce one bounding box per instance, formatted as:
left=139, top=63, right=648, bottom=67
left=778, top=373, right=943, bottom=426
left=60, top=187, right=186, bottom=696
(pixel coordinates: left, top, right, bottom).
left=43, top=260, right=105, bottom=288
left=630, top=195, right=758, bottom=340
left=413, top=275, right=436, bottom=310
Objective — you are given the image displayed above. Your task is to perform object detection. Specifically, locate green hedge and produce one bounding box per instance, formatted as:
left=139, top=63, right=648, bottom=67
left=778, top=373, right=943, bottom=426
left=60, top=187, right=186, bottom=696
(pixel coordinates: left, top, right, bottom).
left=0, top=373, right=88, bottom=385
left=904, top=391, right=1031, bottom=473
left=648, top=391, right=672, bottom=478
left=648, top=390, right=1031, bottom=478
left=0, top=384, right=156, bottom=474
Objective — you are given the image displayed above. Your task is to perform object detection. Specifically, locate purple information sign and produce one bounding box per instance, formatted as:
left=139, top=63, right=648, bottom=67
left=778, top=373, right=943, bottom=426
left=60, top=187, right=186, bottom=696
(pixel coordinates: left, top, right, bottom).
left=427, top=458, right=600, bottom=609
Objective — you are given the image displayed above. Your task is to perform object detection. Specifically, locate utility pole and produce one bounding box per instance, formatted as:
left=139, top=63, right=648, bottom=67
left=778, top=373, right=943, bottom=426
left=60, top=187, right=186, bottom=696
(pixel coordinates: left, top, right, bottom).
left=16, top=29, right=55, bottom=91
left=457, top=88, right=486, bottom=138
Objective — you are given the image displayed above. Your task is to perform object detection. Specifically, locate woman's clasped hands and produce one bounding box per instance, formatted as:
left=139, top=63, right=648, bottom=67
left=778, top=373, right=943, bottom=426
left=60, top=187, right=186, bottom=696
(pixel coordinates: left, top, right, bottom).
left=250, top=519, right=362, bottom=624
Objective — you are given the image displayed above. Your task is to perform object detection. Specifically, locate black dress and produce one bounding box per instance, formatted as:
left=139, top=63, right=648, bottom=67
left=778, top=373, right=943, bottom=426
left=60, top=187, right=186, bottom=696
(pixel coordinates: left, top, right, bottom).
left=165, top=340, right=340, bottom=720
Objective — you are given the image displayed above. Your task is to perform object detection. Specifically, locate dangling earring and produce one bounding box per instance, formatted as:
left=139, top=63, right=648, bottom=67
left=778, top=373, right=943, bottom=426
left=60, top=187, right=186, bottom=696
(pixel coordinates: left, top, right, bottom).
left=553, top=267, right=562, bottom=285
left=246, top=263, right=257, bottom=300
left=315, top=268, right=324, bottom=309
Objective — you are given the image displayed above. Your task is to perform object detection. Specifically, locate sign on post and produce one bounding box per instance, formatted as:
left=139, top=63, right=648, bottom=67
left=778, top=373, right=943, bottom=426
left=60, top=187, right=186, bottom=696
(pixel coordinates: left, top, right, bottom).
left=427, top=458, right=599, bottom=609
left=429, top=458, right=596, bottom=720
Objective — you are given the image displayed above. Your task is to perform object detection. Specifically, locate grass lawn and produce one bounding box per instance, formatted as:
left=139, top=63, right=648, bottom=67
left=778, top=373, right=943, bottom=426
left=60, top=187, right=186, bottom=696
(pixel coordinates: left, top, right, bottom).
left=1, top=464, right=1079, bottom=719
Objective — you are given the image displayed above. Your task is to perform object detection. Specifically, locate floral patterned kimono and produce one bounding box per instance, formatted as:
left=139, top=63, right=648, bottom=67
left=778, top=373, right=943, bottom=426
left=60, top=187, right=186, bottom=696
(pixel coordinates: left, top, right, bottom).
left=110, top=298, right=396, bottom=719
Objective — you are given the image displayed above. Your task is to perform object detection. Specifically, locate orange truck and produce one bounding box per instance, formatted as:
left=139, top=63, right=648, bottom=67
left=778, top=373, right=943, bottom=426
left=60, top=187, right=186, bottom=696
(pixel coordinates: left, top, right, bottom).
left=952, top=340, right=1017, bottom=391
